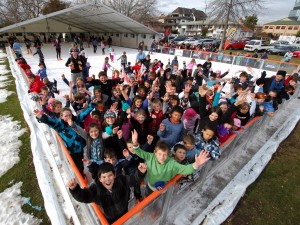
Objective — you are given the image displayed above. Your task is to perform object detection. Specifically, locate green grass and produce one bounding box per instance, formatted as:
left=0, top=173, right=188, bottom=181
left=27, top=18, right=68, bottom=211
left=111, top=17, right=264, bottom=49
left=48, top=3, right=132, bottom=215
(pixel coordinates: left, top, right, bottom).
left=0, top=52, right=50, bottom=224
left=223, top=122, right=300, bottom=225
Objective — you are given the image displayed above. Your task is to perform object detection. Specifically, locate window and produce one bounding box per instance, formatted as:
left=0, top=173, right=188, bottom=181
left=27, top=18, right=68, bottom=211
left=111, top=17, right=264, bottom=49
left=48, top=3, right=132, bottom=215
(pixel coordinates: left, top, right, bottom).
left=151, top=35, right=155, bottom=39
left=124, top=34, right=128, bottom=37
left=110, top=33, right=114, bottom=36
left=116, top=33, right=119, bottom=37
left=130, top=34, right=135, bottom=38
left=276, top=26, right=280, bottom=29
left=281, top=26, right=286, bottom=29
left=141, top=34, right=146, bottom=39
left=294, top=26, right=299, bottom=30
left=288, top=26, right=293, bottom=30
left=269, top=26, right=274, bottom=29
left=264, top=26, right=269, bottom=29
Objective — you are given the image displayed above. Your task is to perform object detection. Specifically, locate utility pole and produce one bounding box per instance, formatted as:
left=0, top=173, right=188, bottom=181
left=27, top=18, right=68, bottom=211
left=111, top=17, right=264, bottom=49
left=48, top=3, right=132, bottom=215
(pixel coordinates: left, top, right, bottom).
left=219, top=0, right=233, bottom=51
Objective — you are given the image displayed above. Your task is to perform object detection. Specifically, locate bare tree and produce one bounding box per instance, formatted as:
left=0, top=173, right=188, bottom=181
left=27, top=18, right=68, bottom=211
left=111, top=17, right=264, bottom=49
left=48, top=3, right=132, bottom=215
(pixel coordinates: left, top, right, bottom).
left=206, top=0, right=266, bottom=50
left=0, top=0, right=49, bottom=25
left=79, top=0, right=159, bottom=22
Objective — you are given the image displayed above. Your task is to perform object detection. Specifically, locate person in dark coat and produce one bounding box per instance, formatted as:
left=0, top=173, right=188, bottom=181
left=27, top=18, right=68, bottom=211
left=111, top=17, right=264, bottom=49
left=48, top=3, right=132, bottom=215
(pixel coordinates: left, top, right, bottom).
left=67, top=162, right=147, bottom=223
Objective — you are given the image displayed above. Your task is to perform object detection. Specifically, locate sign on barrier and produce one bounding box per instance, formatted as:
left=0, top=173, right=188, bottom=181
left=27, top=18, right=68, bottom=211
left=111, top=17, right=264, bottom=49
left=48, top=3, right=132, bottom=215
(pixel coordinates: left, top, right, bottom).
left=175, top=49, right=183, bottom=56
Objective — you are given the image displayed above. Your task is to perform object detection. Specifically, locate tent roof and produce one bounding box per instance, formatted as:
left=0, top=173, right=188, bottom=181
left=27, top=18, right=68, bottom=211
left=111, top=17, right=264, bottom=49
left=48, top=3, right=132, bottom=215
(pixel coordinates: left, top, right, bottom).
left=0, top=3, right=158, bottom=34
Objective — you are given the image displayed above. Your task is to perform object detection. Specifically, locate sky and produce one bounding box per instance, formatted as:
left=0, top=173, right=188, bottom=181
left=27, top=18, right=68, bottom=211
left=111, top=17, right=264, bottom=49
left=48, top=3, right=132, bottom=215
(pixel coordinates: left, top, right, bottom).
left=159, top=0, right=297, bottom=25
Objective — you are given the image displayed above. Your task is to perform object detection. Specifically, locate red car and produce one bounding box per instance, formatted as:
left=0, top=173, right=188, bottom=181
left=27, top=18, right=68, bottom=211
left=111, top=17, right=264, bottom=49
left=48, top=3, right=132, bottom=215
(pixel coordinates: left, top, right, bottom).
left=224, top=40, right=248, bottom=50
left=293, top=51, right=300, bottom=58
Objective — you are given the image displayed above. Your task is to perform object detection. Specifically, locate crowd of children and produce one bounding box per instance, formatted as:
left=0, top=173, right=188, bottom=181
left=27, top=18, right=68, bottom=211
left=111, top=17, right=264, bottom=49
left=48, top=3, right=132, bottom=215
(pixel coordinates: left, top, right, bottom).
left=12, top=40, right=299, bottom=223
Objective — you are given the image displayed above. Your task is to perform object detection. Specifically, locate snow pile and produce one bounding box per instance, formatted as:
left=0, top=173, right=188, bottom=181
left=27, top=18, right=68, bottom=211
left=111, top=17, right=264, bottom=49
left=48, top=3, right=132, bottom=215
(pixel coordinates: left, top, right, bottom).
left=0, top=182, right=41, bottom=225
left=0, top=52, right=40, bottom=224
left=0, top=52, right=7, bottom=59
left=0, top=115, right=26, bottom=177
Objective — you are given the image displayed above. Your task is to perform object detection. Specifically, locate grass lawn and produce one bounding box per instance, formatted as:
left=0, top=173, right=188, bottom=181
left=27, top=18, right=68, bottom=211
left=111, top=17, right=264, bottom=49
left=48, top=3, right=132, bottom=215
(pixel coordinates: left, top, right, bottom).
left=223, top=122, right=300, bottom=225
left=0, top=52, right=50, bottom=224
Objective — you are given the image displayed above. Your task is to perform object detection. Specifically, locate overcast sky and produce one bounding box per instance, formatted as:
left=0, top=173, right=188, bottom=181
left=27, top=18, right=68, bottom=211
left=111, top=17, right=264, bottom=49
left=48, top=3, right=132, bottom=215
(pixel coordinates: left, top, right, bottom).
left=159, top=0, right=297, bottom=25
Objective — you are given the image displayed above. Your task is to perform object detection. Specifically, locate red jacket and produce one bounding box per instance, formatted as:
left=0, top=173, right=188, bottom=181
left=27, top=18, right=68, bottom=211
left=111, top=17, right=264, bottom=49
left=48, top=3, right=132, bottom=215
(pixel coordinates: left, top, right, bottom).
left=29, top=75, right=45, bottom=93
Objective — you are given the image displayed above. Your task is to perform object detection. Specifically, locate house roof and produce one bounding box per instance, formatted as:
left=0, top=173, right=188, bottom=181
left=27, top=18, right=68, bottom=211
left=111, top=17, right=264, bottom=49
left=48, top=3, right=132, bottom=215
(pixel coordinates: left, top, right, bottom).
left=171, top=7, right=206, bottom=20
left=240, top=25, right=253, bottom=32
left=0, top=3, right=158, bottom=34
left=265, top=17, right=300, bottom=26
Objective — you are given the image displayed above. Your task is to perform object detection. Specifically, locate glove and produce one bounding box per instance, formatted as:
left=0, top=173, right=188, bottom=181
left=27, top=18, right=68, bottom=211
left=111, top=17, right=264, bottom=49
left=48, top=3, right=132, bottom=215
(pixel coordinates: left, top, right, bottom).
left=105, top=125, right=113, bottom=135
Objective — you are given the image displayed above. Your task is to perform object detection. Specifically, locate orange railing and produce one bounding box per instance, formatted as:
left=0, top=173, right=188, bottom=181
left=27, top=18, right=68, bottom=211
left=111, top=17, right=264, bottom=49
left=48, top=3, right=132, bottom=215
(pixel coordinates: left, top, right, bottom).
left=56, top=133, right=110, bottom=225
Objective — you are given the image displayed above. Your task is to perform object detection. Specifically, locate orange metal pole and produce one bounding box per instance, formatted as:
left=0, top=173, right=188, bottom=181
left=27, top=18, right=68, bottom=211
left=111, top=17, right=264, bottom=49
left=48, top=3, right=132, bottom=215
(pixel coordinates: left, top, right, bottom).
left=55, top=133, right=110, bottom=225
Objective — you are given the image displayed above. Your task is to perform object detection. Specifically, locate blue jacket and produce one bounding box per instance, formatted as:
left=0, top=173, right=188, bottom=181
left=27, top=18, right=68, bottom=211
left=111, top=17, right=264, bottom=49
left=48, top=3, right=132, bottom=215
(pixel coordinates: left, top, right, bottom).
left=37, top=103, right=95, bottom=154
left=157, top=118, right=184, bottom=148
left=37, top=68, right=47, bottom=79
left=195, top=132, right=221, bottom=160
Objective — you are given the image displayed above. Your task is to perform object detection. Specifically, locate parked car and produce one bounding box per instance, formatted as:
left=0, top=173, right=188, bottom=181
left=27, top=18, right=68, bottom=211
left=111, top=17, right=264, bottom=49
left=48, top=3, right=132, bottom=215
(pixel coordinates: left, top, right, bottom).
left=192, top=38, right=217, bottom=48
left=182, top=37, right=196, bottom=45
left=293, top=51, right=300, bottom=58
left=268, top=45, right=299, bottom=55
left=244, top=39, right=274, bottom=52
left=170, top=36, right=188, bottom=44
left=224, top=40, right=248, bottom=50
left=272, top=41, right=290, bottom=47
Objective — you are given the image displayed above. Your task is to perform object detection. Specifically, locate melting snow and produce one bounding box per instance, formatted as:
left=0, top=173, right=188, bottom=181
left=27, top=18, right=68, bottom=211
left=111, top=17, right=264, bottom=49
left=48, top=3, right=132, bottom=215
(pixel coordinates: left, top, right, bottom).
left=0, top=182, right=42, bottom=225
left=0, top=115, right=26, bottom=177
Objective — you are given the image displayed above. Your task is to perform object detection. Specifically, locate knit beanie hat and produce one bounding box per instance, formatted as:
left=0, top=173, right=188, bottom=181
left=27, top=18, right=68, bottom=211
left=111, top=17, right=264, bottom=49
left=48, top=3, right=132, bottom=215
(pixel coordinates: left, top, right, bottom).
left=104, top=111, right=116, bottom=119
left=183, top=108, right=198, bottom=119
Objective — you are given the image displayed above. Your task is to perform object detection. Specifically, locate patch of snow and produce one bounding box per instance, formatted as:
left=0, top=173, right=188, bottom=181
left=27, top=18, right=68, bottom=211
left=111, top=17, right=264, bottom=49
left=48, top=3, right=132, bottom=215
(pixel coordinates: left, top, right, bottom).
left=0, top=65, right=10, bottom=74
left=0, top=182, right=41, bottom=225
left=0, top=115, right=26, bottom=177
left=0, top=89, right=14, bottom=103
left=0, top=53, right=7, bottom=59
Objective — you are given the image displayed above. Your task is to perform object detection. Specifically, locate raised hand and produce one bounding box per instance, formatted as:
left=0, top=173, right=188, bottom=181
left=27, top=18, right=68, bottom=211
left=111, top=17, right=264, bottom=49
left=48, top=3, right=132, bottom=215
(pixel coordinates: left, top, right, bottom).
left=67, top=178, right=78, bottom=190
left=138, top=163, right=147, bottom=174
left=112, top=126, right=119, bottom=134
left=117, top=130, right=123, bottom=139
left=131, top=129, right=138, bottom=146
left=69, top=81, right=74, bottom=88
left=193, top=150, right=210, bottom=169
left=33, top=109, right=43, bottom=118
left=82, top=158, right=91, bottom=164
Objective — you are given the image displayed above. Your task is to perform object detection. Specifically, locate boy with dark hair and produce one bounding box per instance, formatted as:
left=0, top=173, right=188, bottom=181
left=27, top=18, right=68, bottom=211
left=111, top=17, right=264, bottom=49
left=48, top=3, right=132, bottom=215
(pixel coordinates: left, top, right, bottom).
left=157, top=106, right=184, bottom=148
left=28, top=74, right=45, bottom=94
left=67, top=162, right=147, bottom=223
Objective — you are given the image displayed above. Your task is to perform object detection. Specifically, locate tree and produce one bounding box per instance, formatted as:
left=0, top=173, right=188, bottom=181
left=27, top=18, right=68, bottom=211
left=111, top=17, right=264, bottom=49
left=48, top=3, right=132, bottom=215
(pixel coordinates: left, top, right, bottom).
left=41, top=0, right=70, bottom=15
left=243, top=14, right=258, bottom=30
left=206, top=0, right=266, bottom=50
left=296, top=31, right=300, bottom=38
left=201, top=27, right=209, bottom=37
left=0, top=0, right=48, bottom=25
left=74, top=0, right=159, bottom=22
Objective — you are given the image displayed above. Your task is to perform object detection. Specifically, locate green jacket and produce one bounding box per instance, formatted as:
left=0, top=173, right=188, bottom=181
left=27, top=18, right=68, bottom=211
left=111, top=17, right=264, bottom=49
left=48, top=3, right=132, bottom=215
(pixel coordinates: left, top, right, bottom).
left=134, top=147, right=195, bottom=186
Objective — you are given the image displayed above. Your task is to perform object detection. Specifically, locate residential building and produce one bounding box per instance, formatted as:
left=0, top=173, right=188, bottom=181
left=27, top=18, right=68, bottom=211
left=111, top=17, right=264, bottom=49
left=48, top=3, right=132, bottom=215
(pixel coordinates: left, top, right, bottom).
left=179, top=20, right=253, bottom=39
left=262, top=18, right=300, bottom=36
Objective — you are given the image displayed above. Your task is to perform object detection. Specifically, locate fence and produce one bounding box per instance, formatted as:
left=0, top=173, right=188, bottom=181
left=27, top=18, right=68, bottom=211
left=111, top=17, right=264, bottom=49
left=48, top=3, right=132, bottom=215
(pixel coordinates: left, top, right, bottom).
left=154, top=46, right=300, bottom=75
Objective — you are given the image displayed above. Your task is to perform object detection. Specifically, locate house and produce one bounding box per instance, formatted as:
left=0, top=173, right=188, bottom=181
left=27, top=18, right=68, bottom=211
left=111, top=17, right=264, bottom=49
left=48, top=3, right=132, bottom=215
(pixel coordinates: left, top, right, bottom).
left=262, top=17, right=300, bottom=37
left=179, top=20, right=253, bottom=39
left=163, top=7, right=207, bottom=31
